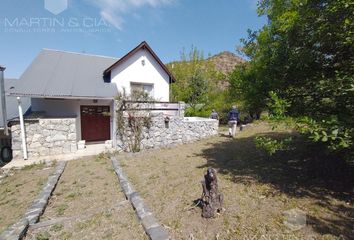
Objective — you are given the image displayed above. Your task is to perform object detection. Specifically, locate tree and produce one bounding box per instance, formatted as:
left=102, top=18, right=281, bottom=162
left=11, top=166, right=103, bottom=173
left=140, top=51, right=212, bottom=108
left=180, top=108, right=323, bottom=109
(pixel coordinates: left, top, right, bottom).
left=167, top=46, right=226, bottom=117
left=230, top=0, right=354, bottom=157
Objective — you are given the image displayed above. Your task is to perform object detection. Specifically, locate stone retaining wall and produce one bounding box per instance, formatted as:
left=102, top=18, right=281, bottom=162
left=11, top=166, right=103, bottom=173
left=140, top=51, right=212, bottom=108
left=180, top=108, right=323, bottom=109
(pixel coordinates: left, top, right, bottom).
left=11, top=118, right=77, bottom=159
left=117, top=114, right=218, bottom=151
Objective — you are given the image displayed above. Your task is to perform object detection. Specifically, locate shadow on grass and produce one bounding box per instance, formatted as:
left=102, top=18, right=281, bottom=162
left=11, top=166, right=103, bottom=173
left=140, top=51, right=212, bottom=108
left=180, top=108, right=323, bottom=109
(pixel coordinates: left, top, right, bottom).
left=196, top=131, right=354, bottom=238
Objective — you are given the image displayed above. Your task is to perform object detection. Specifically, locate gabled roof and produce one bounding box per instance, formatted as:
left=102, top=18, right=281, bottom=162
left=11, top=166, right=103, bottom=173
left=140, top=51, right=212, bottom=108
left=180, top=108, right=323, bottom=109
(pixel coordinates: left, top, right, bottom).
left=9, top=49, right=118, bottom=99
left=104, top=41, right=176, bottom=82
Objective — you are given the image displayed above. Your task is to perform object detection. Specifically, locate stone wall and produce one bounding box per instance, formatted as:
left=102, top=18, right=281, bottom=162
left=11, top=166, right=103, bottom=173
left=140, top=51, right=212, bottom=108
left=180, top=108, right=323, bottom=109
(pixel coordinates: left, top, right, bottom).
left=116, top=114, right=218, bottom=151
left=11, top=118, right=77, bottom=159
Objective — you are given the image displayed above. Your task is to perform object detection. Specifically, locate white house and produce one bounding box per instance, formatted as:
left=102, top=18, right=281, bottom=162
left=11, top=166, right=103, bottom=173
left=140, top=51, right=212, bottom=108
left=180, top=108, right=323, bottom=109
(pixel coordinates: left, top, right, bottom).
left=1, top=79, right=30, bottom=130
left=108, top=44, right=171, bottom=101
left=9, top=41, right=175, bottom=145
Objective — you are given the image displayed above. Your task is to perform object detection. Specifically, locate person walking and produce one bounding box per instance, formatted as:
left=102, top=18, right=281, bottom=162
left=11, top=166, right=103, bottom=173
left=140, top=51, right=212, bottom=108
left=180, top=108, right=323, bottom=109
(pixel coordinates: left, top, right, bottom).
left=228, top=106, right=239, bottom=138
left=210, top=109, right=219, bottom=120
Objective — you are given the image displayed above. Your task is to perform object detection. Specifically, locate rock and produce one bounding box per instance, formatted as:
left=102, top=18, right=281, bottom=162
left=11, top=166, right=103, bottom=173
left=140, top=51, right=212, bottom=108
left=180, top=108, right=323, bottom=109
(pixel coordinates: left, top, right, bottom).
left=52, top=134, right=66, bottom=141
left=68, top=133, right=76, bottom=141
left=70, top=143, right=78, bottom=152
left=69, top=124, right=76, bottom=132
left=115, top=115, right=219, bottom=152
left=29, top=142, right=42, bottom=149
left=10, top=118, right=79, bottom=158
left=31, top=134, right=42, bottom=142
left=77, top=140, right=86, bottom=150
left=105, top=140, right=113, bottom=149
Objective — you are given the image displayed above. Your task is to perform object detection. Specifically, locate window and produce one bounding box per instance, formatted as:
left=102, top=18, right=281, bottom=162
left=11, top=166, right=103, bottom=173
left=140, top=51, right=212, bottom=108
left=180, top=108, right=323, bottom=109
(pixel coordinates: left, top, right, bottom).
left=130, top=83, right=154, bottom=98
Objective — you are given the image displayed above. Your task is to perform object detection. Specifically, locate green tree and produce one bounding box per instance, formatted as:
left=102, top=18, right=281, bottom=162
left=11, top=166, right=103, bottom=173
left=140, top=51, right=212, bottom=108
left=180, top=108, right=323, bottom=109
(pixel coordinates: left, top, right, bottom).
left=230, top=0, right=354, bottom=157
left=167, top=46, right=228, bottom=117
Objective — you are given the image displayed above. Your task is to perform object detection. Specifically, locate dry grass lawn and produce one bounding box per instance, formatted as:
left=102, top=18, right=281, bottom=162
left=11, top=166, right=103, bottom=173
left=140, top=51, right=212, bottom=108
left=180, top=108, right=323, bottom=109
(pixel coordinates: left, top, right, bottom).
left=25, top=155, right=147, bottom=240
left=0, top=163, right=54, bottom=233
left=119, top=122, right=354, bottom=240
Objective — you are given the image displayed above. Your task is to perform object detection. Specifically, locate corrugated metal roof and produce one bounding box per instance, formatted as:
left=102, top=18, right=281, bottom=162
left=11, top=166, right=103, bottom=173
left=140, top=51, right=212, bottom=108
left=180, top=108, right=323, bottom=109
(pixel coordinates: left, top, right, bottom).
left=1, top=79, right=31, bottom=128
left=8, top=49, right=118, bottom=99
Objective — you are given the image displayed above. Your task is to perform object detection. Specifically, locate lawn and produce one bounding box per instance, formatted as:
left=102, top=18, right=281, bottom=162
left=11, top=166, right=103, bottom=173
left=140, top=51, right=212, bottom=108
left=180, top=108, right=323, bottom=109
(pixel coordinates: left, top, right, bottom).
left=25, top=155, right=147, bottom=240
left=119, top=122, right=354, bottom=240
left=0, top=163, right=54, bottom=233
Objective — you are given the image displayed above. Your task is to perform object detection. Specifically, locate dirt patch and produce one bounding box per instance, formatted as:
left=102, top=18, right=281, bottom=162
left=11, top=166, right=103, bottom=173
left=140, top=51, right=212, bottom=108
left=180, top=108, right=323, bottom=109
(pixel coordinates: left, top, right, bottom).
left=0, top=163, right=54, bottom=233
left=25, top=155, right=147, bottom=240
left=119, top=122, right=354, bottom=239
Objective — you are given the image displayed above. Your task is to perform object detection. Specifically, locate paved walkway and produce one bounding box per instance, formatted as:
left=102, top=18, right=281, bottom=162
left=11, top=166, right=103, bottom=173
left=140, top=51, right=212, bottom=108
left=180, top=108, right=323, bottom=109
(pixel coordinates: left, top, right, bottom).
left=3, top=143, right=112, bottom=169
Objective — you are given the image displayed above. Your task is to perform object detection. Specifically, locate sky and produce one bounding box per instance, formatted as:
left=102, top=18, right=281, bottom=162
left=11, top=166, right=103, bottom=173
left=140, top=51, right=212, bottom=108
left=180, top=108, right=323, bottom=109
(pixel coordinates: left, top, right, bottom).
left=0, top=0, right=266, bottom=78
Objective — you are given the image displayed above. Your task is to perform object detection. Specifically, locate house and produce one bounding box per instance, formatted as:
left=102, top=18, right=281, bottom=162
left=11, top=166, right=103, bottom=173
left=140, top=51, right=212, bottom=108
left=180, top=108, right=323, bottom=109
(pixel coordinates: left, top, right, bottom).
left=1, top=79, right=31, bottom=130
left=9, top=41, right=174, bottom=146
left=0, top=78, right=30, bottom=162
left=8, top=41, right=218, bottom=161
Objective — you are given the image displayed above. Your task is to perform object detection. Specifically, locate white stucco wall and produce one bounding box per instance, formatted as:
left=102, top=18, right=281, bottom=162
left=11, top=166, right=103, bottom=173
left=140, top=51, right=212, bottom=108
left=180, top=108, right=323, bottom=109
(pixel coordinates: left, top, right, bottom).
left=31, top=98, right=114, bottom=141
left=111, top=48, right=170, bottom=102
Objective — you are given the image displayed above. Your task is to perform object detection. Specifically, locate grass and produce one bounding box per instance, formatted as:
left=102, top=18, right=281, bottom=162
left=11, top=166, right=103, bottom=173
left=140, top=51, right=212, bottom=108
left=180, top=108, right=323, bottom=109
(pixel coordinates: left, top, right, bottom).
left=25, top=155, right=147, bottom=240
left=0, top=163, right=54, bottom=233
left=119, top=122, right=354, bottom=240
left=35, top=231, right=51, bottom=240
left=56, top=204, right=69, bottom=216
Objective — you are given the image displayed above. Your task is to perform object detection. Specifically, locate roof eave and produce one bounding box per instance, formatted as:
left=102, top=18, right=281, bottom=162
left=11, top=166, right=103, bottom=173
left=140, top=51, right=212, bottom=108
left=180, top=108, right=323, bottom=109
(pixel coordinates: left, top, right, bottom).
left=8, top=93, right=115, bottom=100
left=104, top=41, right=176, bottom=83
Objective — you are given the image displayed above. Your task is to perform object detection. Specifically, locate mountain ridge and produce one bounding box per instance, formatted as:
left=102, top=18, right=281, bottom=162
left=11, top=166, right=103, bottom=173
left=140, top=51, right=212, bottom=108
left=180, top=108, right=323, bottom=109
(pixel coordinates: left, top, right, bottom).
left=207, top=51, right=246, bottom=75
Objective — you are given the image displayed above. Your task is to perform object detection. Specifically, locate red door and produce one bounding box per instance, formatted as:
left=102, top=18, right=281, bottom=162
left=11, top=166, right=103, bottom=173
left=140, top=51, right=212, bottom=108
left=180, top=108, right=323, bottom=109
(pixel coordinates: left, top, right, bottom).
left=80, top=106, right=110, bottom=142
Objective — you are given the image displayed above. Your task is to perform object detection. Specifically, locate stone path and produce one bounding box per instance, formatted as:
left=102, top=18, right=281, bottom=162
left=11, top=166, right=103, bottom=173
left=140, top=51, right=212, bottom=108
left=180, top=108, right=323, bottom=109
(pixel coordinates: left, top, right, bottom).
left=111, top=156, right=170, bottom=240
left=0, top=156, right=169, bottom=240
left=0, top=162, right=67, bottom=240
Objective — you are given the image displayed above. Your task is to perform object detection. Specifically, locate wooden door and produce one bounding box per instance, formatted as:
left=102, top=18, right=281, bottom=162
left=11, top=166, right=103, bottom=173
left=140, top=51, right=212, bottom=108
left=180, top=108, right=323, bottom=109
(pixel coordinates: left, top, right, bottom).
left=80, top=106, right=110, bottom=142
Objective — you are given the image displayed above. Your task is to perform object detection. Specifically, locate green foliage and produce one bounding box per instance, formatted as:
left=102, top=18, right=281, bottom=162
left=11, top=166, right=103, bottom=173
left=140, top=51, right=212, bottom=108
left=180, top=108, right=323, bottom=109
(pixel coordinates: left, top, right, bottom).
left=56, top=204, right=68, bottom=216
left=267, top=91, right=290, bottom=120
left=254, top=136, right=292, bottom=156
left=51, top=224, right=64, bottom=232
left=265, top=91, right=352, bottom=155
left=167, top=46, right=236, bottom=121
left=231, top=0, right=354, bottom=159
left=168, top=46, right=212, bottom=104
left=115, top=89, right=153, bottom=152
left=296, top=116, right=352, bottom=151
left=36, top=231, right=51, bottom=240
left=228, top=62, right=265, bottom=119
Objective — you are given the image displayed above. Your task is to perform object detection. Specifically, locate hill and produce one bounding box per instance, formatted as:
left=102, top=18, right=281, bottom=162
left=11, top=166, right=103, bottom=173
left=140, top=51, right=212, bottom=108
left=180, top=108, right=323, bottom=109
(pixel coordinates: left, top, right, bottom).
left=167, top=51, right=246, bottom=91
left=207, top=51, right=246, bottom=75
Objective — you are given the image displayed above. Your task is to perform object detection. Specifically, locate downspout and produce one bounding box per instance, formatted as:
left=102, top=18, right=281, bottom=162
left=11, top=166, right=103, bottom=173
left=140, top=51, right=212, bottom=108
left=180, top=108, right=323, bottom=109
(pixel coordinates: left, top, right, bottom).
left=0, top=66, right=8, bottom=135
left=17, top=97, right=28, bottom=160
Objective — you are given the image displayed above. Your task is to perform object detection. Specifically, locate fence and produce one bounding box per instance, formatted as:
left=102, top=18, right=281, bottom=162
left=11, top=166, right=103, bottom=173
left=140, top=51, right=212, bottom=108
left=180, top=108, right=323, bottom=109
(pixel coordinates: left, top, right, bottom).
left=118, top=101, right=186, bottom=117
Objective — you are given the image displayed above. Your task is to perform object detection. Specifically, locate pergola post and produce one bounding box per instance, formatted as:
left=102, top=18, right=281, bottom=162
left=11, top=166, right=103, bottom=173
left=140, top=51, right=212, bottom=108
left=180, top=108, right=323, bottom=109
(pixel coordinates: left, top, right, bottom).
left=17, top=97, right=28, bottom=160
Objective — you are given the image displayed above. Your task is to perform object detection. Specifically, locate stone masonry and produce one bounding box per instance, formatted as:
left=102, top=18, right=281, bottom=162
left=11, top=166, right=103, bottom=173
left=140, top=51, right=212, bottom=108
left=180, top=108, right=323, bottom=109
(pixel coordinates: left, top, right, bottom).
left=117, top=113, right=219, bottom=152
left=11, top=118, right=77, bottom=159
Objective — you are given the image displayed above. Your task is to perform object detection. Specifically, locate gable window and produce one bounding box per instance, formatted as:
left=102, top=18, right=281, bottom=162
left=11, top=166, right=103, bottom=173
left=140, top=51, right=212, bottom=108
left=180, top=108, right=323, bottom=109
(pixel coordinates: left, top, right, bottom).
left=131, top=83, right=154, bottom=98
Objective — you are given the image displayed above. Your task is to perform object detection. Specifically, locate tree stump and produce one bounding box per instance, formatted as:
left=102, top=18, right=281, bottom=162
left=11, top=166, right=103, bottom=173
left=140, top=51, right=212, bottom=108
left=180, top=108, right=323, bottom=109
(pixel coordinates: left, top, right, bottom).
left=201, top=167, right=224, bottom=218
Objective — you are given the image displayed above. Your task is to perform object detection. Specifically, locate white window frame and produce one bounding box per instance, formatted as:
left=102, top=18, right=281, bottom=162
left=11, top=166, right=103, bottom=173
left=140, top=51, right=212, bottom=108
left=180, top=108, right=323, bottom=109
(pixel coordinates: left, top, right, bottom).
left=130, top=82, right=154, bottom=98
